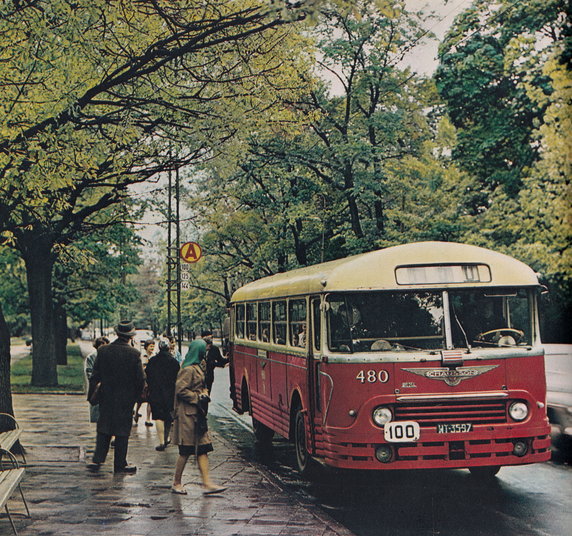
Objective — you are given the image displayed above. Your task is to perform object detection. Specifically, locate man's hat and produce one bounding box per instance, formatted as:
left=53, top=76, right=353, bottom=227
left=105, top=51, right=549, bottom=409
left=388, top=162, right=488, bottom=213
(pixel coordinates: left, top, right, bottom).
left=115, top=320, right=136, bottom=337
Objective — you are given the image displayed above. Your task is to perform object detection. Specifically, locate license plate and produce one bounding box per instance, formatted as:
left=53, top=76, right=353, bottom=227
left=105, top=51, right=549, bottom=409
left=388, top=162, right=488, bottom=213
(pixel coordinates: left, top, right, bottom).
left=384, top=421, right=420, bottom=443
left=436, top=423, right=472, bottom=434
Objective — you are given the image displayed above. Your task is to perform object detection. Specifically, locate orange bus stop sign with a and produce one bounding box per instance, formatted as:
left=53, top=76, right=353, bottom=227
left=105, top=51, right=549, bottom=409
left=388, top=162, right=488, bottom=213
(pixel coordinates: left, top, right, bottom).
left=180, top=242, right=202, bottom=263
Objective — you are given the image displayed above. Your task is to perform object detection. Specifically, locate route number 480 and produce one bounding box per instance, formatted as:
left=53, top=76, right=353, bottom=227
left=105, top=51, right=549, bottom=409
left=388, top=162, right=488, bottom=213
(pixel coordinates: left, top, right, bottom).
left=356, top=369, right=389, bottom=384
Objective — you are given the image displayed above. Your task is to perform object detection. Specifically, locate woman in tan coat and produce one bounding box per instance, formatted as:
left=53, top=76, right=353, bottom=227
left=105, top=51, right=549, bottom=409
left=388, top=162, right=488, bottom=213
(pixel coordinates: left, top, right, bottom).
left=171, top=340, right=226, bottom=495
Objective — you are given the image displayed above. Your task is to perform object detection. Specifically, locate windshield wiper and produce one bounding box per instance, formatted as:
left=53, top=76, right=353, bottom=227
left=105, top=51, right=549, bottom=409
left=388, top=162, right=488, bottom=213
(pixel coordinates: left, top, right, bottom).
left=451, top=304, right=471, bottom=353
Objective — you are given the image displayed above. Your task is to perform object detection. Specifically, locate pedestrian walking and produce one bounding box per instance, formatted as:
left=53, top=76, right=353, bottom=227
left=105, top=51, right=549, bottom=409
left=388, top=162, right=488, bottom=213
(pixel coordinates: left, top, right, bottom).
left=86, top=320, right=145, bottom=474
left=171, top=344, right=226, bottom=495
left=134, top=338, right=155, bottom=426
left=146, top=339, right=180, bottom=451
left=84, top=336, right=109, bottom=423
left=204, top=335, right=229, bottom=394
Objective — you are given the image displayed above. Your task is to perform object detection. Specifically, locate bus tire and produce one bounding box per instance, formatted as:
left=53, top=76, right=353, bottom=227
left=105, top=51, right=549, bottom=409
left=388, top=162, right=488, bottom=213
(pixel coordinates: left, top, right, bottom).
left=294, top=408, right=315, bottom=476
left=253, top=417, right=274, bottom=445
left=469, top=466, right=501, bottom=479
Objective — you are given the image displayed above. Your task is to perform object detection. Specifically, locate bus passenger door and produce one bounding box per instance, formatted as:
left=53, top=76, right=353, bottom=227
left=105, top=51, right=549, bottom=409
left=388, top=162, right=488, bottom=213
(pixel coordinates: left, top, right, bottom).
left=307, top=297, right=323, bottom=454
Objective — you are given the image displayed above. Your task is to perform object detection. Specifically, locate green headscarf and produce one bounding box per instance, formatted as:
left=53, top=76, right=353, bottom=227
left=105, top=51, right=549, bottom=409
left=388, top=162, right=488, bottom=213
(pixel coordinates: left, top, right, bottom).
left=181, top=338, right=207, bottom=368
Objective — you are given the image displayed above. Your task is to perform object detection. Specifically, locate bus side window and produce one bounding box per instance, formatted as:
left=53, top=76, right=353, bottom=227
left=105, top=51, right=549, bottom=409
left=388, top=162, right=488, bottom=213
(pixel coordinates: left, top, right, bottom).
left=259, top=302, right=270, bottom=342
left=235, top=304, right=245, bottom=339
left=272, top=301, right=287, bottom=345
left=246, top=303, right=257, bottom=341
left=289, top=299, right=307, bottom=348
left=312, top=298, right=321, bottom=351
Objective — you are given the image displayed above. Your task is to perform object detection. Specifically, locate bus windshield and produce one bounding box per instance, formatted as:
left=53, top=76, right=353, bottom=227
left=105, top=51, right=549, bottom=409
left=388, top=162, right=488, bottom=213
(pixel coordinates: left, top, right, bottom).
left=326, top=289, right=533, bottom=353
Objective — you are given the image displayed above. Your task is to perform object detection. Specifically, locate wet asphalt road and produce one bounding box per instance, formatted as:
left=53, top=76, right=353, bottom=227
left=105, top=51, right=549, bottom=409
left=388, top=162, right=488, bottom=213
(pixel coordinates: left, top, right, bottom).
left=209, top=373, right=572, bottom=536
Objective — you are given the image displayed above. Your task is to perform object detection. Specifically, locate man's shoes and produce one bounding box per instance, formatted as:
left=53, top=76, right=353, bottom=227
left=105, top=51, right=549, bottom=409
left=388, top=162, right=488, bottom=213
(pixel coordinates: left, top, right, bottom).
left=155, top=444, right=166, bottom=451
left=86, top=462, right=102, bottom=472
left=145, top=421, right=153, bottom=427
left=114, top=464, right=137, bottom=474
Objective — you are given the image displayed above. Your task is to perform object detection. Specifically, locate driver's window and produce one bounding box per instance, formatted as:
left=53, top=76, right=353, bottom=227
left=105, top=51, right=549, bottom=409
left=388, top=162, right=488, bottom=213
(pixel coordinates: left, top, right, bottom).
left=312, top=298, right=321, bottom=351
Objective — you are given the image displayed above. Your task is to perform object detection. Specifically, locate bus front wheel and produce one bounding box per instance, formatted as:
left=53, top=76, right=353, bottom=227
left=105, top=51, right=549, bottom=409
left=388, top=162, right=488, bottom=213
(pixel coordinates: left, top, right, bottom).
left=469, top=466, right=501, bottom=479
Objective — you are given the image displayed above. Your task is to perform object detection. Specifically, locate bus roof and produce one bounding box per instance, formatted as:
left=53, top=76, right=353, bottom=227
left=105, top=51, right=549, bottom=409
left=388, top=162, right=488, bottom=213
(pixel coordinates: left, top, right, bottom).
left=230, top=241, right=540, bottom=302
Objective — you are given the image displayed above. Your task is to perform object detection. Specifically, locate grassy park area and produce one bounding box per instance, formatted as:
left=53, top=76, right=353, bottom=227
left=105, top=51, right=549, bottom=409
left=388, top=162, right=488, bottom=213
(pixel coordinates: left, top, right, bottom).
left=11, top=343, right=85, bottom=394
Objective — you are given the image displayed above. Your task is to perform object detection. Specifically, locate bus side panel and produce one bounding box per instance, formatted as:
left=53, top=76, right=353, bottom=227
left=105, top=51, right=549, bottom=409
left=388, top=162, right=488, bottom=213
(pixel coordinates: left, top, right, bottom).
left=270, top=351, right=289, bottom=437
left=250, top=350, right=290, bottom=438
left=232, top=344, right=258, bottom=413
left=286, top=353, right=309, bottom=432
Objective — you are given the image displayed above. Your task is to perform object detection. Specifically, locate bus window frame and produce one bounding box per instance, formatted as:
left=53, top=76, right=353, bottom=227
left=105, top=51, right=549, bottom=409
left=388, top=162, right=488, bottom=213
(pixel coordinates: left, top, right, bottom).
left=258, top=301, right=271, bottom=343
left=289, top=298, right=307, bottom=349
left=235, top=303, right=245, bottom=340
left=272, top=300, right=287, bottom=346
left=246, top=302, right=257, bottom=341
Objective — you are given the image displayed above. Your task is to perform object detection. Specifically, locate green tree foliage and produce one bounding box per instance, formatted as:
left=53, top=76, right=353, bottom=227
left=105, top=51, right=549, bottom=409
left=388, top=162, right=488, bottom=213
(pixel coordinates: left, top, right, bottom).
left=0, top=0, right=317, bottom=385
left=436, top=0, right=570, bottom=341
left=176, top=0, right=471, bottom=332
left=54, top=219, right=142, bottom=333
left=193, top=1, right=467, bottom=276
left=435, top=0, right=567, bottom=205
left=460, top=53, right=571, bottom=341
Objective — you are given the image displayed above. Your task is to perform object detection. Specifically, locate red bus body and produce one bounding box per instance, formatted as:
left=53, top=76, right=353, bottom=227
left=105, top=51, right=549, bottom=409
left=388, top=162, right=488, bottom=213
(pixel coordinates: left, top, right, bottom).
left=229, top=243, right=551, bottom=472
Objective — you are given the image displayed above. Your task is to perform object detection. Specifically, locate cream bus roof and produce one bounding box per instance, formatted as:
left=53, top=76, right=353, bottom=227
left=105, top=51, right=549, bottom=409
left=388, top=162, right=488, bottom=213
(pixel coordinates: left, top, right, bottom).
left=230, top=242, right=540, bottom=302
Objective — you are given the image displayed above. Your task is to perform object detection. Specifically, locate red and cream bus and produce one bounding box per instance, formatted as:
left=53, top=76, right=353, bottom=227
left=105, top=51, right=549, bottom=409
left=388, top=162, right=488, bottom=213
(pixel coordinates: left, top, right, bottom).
left=228, top=242, right=551, bottom=477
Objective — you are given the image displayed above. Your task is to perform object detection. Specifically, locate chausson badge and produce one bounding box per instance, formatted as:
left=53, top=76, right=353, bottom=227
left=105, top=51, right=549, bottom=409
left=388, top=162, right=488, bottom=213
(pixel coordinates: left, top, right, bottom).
left=402, top=365, right=499, bottom=387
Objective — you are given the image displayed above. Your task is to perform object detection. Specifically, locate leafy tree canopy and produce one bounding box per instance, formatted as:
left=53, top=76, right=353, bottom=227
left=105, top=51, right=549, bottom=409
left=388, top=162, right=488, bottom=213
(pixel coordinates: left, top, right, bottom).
left=435, top=0, right=568, bottom=202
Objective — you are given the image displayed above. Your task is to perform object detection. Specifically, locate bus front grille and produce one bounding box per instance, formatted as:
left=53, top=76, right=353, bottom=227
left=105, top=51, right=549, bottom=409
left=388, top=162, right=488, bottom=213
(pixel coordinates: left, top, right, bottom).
left=394, top=399, right=507, bottom=425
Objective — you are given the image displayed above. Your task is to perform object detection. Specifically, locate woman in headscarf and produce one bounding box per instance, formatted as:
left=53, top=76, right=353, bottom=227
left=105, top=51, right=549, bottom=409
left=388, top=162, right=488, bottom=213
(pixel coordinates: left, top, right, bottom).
left=145, top=339, right=180, bottom=451
left=170, top=337, right=226, bottom=495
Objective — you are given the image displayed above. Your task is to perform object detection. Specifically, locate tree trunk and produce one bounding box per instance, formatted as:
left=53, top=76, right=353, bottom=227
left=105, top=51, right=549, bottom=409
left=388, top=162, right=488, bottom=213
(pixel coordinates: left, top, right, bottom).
left=54, top=303, right=68, bottom=366
left=0, top=303, right=16, bottom=432
left=291, top=219, right=308, bottom=266
left=24, top=249, right=58, bottom=386
left=374, top=198, right=385, bottom=234
left=343, top=166, right=364, bottom=239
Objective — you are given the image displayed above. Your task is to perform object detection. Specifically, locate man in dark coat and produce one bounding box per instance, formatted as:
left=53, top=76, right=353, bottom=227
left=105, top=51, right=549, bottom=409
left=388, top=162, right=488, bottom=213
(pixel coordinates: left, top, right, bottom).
left=87, top=320, right=145, bottom=474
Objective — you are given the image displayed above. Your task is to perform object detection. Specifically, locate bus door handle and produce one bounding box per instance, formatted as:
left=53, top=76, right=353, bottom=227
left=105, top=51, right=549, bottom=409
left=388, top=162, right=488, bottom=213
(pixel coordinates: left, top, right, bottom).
left=261, top=360, right=268, bottom=369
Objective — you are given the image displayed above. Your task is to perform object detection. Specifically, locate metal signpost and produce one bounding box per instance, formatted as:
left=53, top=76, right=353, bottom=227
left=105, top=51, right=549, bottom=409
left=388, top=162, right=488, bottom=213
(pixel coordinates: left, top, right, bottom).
left=166, top=167, right=183, bottom=352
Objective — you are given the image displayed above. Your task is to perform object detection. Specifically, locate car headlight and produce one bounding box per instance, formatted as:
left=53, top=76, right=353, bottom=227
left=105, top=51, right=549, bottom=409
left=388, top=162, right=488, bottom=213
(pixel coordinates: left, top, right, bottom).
left=372, top=406, right=393, bottom=427
left=509, top=401, right=529, bottom=422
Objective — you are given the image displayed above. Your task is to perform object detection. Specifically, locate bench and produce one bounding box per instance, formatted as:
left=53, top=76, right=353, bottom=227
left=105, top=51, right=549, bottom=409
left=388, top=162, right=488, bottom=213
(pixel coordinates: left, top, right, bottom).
left=0, top=414, right=26, bottom=465
left=0, top=449, right=30, bottom=535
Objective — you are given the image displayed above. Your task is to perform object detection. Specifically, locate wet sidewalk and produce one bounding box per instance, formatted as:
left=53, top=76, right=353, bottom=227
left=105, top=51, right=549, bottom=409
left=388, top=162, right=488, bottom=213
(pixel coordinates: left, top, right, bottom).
left=6, top=393, right=354, bottom=536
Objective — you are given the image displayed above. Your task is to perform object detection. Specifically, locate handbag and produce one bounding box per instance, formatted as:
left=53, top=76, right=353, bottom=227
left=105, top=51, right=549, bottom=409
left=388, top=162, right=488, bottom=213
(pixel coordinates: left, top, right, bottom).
left=196, top=395, right=209, bottom=434
left=88, top=380, right=102, bottom=406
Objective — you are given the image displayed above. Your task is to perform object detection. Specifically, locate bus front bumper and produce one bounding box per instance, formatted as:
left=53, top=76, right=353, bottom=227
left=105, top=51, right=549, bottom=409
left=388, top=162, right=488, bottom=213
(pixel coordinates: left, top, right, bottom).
left=318, top=423, right=551, bottom=470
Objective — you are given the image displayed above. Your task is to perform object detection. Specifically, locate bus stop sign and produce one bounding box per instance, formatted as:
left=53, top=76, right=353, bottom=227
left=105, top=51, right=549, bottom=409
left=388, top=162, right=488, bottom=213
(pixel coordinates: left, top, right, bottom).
left=180, top=241, right=202, bottom=263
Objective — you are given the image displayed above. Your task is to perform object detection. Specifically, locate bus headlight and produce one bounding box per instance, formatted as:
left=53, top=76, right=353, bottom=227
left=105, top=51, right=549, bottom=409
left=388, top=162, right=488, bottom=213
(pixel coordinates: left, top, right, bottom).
left=509, top=401, right=528, bottom=422
left=372, top=406, right=393, bottom=427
